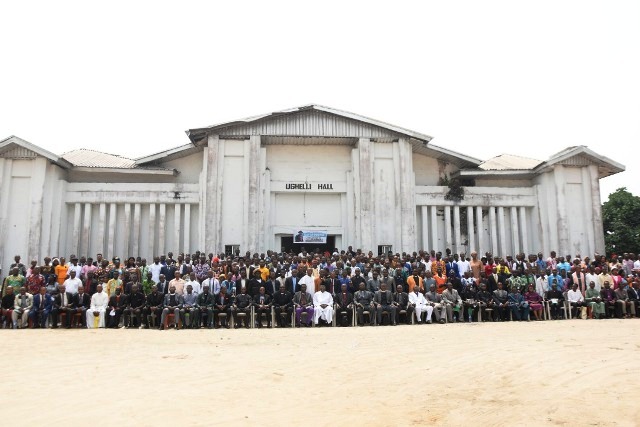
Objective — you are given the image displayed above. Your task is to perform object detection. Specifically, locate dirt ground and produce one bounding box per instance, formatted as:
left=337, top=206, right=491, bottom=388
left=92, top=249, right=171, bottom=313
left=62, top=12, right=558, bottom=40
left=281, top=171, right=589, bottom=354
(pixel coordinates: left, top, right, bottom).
left=2, top=319, right=639, bottom=426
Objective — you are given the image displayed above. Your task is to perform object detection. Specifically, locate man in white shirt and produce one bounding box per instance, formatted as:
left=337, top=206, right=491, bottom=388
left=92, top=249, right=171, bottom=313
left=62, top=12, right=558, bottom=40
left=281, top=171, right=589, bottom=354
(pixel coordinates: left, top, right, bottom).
left=149, top=257, right=163, bottom=284
left=63, top=270, right=82, bottom=294
left=408, top=287, right=433, bottom=324
left=586, top=268, right=600, bottom=293
left=312, top=283, right=334, bottom=326
left=566, top=283, right=585, bottom=318
left=67, top=256, right=83, bottom=280
left=87, top=284, right=109, bottom=328
left=457, top=253, right=471, bottom=278
left=201, top=270, right=220, bottom=295
left=299, top=268, right=316, bottom=295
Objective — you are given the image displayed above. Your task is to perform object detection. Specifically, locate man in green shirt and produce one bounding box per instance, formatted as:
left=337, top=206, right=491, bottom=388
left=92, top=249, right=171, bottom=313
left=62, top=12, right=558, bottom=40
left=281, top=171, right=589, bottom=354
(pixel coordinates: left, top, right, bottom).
left=2, top=267, right=26, bottom=297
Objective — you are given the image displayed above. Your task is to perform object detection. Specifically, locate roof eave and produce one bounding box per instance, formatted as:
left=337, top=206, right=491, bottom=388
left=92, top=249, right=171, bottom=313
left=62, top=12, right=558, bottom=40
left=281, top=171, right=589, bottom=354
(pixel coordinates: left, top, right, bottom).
left=71, top=167, right=178, bottom=176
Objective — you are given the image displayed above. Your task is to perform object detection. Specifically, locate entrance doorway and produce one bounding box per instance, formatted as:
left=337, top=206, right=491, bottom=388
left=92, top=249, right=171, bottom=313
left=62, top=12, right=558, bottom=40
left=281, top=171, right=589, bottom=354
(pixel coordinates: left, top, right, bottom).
left=281, top=235, right=336, bottom=255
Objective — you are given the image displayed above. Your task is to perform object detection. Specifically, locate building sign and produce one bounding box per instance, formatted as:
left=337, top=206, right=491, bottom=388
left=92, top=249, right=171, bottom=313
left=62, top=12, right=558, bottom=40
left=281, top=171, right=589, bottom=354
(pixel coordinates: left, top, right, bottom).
left=285, top=182, right=334, bottom=190
left=293, top=230, right=328, bottom=244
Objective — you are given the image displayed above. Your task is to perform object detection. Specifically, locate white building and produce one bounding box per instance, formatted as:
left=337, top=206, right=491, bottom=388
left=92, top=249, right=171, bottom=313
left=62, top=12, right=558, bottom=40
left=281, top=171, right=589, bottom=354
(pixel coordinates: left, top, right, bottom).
left=0, top=104, right=624, bottom=274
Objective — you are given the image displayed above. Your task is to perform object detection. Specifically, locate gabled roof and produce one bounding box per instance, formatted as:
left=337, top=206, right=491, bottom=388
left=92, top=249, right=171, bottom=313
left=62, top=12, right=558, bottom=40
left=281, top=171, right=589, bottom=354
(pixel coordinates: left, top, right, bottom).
left=0, top=135, right=72, bottom=168
left=186, top=104, right=434, bottom=144
left=535, top=145, right=625, bottom=178
left=62, top=148, right=137, bottom=168
left=479, top=154, right=543, bottom=171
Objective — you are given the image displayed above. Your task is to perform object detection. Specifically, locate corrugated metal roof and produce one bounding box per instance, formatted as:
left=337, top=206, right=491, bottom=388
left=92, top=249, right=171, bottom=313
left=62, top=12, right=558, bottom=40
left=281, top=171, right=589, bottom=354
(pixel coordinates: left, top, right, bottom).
left=479, top=154, right=543, bottom=171
left=62, top=149, right=137, bottom=168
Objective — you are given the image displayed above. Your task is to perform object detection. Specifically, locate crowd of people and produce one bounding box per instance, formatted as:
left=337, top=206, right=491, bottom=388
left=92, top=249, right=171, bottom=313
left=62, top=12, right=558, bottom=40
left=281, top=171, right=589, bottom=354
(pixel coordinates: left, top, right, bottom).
left=2, top=247, right=640, bottom=330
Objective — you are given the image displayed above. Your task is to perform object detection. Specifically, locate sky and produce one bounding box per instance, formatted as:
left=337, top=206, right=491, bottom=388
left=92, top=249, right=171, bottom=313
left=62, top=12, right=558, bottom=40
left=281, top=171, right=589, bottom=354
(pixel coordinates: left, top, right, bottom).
left=1, top=0, right=638, bottom=201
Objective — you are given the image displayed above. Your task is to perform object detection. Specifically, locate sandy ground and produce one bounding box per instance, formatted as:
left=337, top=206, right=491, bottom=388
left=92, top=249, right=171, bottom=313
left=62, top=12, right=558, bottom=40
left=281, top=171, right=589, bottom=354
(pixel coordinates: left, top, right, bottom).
left=2, top=320, right=639, bottom=426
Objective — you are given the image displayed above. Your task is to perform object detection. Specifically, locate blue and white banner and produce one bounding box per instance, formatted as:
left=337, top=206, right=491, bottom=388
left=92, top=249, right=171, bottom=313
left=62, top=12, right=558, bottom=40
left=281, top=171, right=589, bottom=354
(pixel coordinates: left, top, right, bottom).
left=293, top=230, right=328, bottom=244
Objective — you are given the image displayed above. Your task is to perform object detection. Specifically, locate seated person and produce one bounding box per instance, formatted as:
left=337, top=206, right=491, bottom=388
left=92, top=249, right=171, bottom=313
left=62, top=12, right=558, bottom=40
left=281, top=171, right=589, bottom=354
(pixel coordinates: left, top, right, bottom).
left=233, top=286, right=253, bottom=328
left=213, top=286, right=233, bottom=329
left=460, top=282, right=478, bottom=322
left=441, top=282, right=463, bottom=322
left=524, top=284, right=544, bottom=321
left=29, top=286, right=53, bottom=328
left=124, top=284, right=146, bottom=328
left=476, top=283, right=494, bottom=322
left=424, top=283, right=445, bottom=323
left=195, top=285, right=214, bottom=328
left=585, top=281, right=605, bottom=319
left=12, top=287, right=33, bottom=329
left=253, top=286, right=272, bottom=328
left=143, top=285, right=164, bottom=329
left=353, top=282, right=375, bottom=326
left=107, top=288, right=128, bottom=328
left=508, top=288, right=530, bottom=321
left=160, top=285, right=184, bottom=330
left=600, top=282, right=617, bottom=318
left=272, top=284, right=293, bottom=327
left=408, top=285, right=432, bottom=324
left=334, top=284, right=353, bottom=327
left=566, top=283, right=585, bottom=318
left=313, top=283, right=334, bottom=326
left=180, top=284, right=198, bottom=328
left=615, top=283, right=635, bottom=318
left=1, top=286, right=15, bottom=328
left=545, top=283, right=565, bottom=320
left=373, top=283, right=396, bottom=326
left=293, top=284, right=314, bottom=327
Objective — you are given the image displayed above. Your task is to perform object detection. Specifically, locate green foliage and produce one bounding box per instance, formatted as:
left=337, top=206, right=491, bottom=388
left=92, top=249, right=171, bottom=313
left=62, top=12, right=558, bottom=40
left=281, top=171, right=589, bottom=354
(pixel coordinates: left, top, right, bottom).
left=602, top=188, right=640, bottom=255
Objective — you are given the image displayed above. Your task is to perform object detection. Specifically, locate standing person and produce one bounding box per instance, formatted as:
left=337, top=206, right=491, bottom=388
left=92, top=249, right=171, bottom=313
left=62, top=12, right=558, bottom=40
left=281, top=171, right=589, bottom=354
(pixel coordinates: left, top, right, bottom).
left=63, top=270, right=82, bottom=295
left=26, top=267, right=45, bottom=295
left=2, top=267, right=26, bottom=297
left=54, top=257, right=69, bottom=286
left=86, top=284, right=108, bottom=328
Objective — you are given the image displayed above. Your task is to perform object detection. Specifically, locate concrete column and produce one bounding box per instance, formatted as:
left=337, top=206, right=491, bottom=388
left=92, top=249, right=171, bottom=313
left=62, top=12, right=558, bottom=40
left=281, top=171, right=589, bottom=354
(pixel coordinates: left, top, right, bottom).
left=148, top=203, right=156, bottom=256
left=510, top=206, right=520, bottom=254
left=453, top=205, right=461, bottom=254
left=398, top=139, right=417, bottom=252
left=72, top=203, right=82, bottom=256
left=107, top=203, right=116, bottom=258
left=497, top=207, right=507, bottom=258
left=0, top=159, right=11, bottom=272
left=430, top=205, right=438, bottom=251
left=98, top=203, right=106, bottom=256
left=174, top=204, right=181, bottom=254
left=475, top=206, right=484, bottom=255
left=246, top=135, right=261, bottom=252
left=467, top=206, right=475, bottom=255
left=590, top=165, right=605, bottom=255
left=82, top=203, right=92, bottom=256
left=421, top=206, right=429, bottom=251
left=158, top=203, right=166, bottom=255
left=489, top=207, right=498, bottom=256
left=123, top=203, right=132, bottom=256
left=582, top=167, right=595, bottom=257
left=443, top=206, right=452, bottom=252
left=519, top=207, right=529, bottom=255
left=184, top=203, right=191, bottom=254
left=263, top=168, right=271, bottom=253
left=204, top=135, right=220, bottom=253
left=27, top=158, right=47, bottom=262
left=132, top=203, right=141, bottom=256
left=554, top=165, right=569, bottom=256
left=358, top=138, right=373, bottom=251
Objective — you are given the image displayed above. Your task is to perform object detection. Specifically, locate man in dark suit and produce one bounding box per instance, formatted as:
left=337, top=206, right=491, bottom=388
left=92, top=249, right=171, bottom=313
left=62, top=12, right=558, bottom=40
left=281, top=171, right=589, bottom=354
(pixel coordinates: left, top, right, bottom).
left=374, top=283, right=396, bottom=326
left=628, top=281, right=640, bottom=317
left=124, top=284, right=146, bottom=328
left=29, top=286, right=53, bottom=328
left=284, top=270, right=299, bottom=294
left=393, top=284, right=412, bottom=324
left=272, top=283, right=293, bottom=327
left=51, top=284, right=74, bottom=328
left=487, top=267, right=500, bottom=293
left=143, top=284, right=164, bottom=329
left=213, top=286, right=233, bottom=328
left=107, top=288, right=128, bottom=328
left=334, top=283, right=353, bottom=327
left=264, top=272, right=278, bottom=296
left=253, top=286, right=271, bottom=328
left=233, top=286, right=253, bottom=328
left=72, top=285, right=91, bottom=328
left=327, top=271, right=342, bottom=295
left=195, top=284, right=214, bottom=328
left=247, top=270, right=263, bottom=298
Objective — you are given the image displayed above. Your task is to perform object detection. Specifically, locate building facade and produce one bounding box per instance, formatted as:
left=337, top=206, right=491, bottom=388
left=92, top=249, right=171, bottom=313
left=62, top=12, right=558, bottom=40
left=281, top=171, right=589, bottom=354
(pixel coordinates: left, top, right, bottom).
left=0, top=105, right=624, bottom=274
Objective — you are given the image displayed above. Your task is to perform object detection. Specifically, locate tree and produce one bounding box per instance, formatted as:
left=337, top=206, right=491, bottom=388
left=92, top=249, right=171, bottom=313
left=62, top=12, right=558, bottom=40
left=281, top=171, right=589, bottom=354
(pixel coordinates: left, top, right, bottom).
left=602, top=188, right=640, bottom=256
